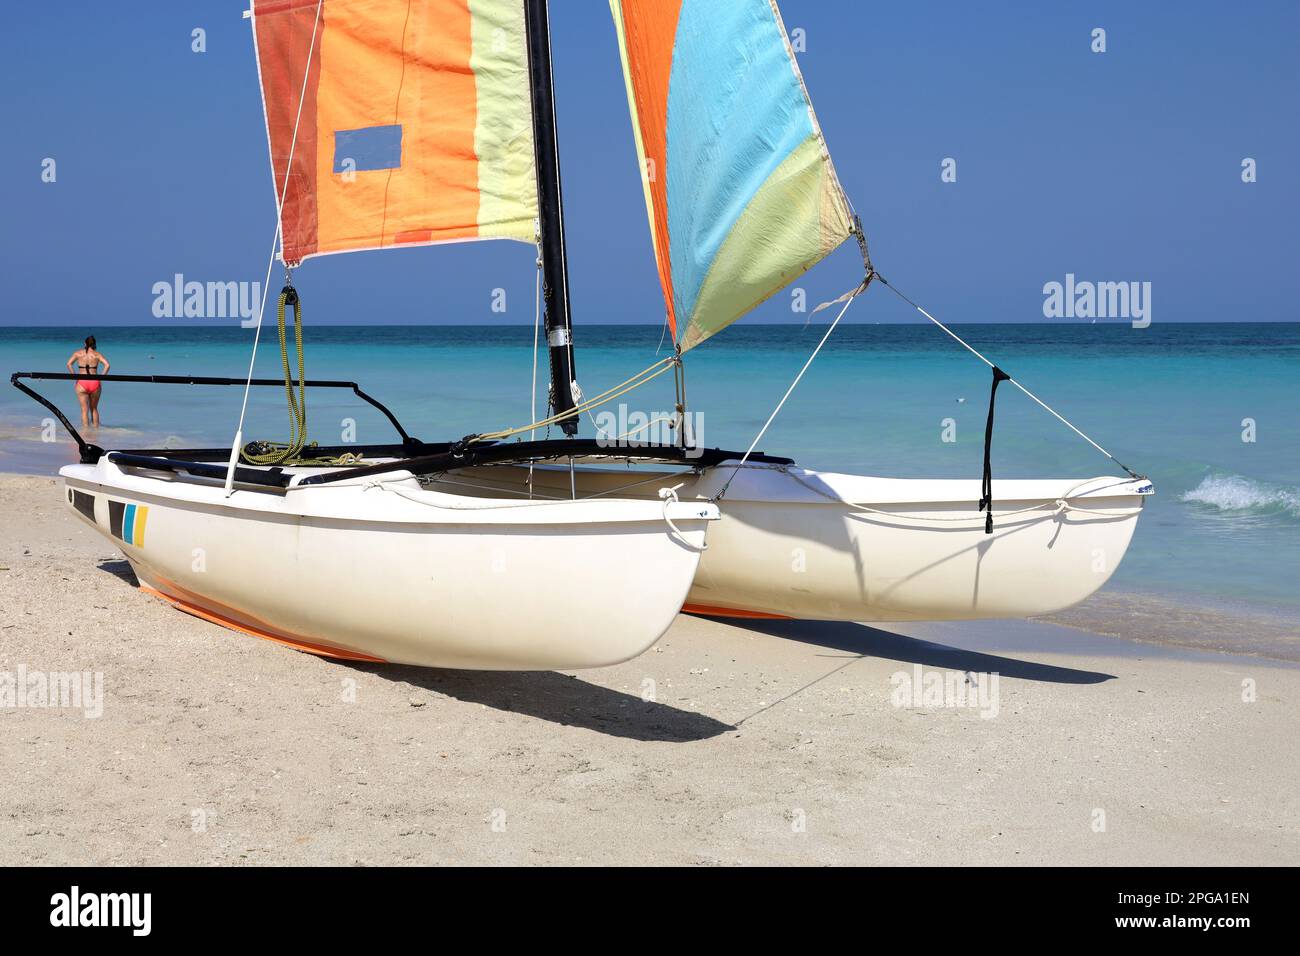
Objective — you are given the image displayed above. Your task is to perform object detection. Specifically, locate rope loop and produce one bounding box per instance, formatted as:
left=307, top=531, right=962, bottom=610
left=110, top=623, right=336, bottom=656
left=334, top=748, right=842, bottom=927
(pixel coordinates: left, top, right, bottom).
left=659, top=484, right=707, bottom=551
left=242, top=285, right=310, bottom=467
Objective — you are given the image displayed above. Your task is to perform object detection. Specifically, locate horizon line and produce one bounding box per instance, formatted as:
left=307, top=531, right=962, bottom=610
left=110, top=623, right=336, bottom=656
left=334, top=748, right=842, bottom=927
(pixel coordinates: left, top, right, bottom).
left=2, top=319, right=1297, bottom=330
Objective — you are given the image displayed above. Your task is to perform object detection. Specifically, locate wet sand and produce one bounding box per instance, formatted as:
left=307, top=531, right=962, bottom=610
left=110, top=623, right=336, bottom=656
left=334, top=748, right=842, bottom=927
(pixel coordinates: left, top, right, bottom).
left=1041, top=591, right=1300, bottom=663
left=1, top=473, right=1297, bottom=865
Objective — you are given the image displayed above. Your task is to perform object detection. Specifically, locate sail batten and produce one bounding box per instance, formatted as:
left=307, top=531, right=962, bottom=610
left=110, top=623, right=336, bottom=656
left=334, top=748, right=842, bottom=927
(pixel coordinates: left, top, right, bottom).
left=252, top=0, right=538, bottom=265
left=610, top=0, right=855, bottom=351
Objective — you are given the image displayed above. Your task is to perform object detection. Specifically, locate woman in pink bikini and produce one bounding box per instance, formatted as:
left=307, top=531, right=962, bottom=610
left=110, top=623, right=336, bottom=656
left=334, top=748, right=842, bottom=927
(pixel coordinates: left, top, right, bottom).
left=67, top=335, right=109, bottom=428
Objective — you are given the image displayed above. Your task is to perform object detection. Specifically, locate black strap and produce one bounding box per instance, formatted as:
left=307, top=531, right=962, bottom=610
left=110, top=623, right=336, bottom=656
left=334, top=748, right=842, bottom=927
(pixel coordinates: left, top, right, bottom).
left=978, top=366, right=1011, bottom=534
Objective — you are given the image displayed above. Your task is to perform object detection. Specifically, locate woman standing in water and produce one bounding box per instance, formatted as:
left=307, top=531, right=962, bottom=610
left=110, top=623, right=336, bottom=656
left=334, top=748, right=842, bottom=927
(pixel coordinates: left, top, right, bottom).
left=67, top=335, right=109, bottom=428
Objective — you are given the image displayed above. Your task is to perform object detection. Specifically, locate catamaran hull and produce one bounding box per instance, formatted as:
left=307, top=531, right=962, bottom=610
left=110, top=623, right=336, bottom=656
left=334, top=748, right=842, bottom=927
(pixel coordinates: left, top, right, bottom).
left=676, top=466, right=1151, bottom=621
left=436, top=461, right=1151, bottom=623
left=60, top=459, right=716, bottom=670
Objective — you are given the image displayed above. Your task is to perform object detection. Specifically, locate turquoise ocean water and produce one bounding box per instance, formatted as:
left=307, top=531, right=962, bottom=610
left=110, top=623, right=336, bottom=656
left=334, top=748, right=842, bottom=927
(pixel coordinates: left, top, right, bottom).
left=2, top=322, right=1296, bottom=619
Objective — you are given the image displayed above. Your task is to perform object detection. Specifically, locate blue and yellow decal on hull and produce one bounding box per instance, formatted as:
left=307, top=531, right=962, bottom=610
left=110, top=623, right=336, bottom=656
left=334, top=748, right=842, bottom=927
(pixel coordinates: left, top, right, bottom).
left=107, top=500, right=149, bottom=547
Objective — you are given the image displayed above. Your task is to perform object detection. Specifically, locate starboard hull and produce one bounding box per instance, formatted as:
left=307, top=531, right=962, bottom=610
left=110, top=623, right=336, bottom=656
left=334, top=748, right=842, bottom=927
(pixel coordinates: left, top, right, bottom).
left=677, top=466, right=1150, bottom=621
left=61, top=458, right=717, bottom=670
left=448, top=462, right=1151, bottom=623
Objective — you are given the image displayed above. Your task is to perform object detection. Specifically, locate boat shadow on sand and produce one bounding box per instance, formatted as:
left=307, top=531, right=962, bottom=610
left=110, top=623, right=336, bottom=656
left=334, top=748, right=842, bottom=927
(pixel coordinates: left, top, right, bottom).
left=98, top=558, right=139, bottom=584
left=351, top=664, right=736, bottom=743
left=696, top=615, right=1116, bottom=685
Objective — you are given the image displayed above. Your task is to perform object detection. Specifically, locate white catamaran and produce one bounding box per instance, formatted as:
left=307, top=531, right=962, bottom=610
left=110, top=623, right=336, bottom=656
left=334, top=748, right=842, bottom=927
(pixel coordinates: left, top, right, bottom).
left=15, top=0, right=1151, bottom=669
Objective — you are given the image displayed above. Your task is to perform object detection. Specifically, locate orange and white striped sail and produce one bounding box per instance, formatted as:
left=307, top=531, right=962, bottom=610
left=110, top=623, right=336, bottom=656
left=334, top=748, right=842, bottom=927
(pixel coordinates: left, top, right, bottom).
left=252, top=0, right=538, bottom=265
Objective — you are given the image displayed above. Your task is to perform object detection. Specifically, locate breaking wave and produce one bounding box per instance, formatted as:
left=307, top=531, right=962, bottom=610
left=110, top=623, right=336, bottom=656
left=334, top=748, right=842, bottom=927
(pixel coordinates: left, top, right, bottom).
left=1181, top=474, right=1300, bottom=520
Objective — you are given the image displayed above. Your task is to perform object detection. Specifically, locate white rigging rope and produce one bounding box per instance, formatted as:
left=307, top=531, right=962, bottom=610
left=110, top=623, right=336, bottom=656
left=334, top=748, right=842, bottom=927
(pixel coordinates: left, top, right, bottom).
left=224, top=0, right=324, bottom=497
left=715, top=266, right=1143, bottom=503
left=874, top=275, right=1141, bottom=479
left=714, top=279, right=868, bottom=501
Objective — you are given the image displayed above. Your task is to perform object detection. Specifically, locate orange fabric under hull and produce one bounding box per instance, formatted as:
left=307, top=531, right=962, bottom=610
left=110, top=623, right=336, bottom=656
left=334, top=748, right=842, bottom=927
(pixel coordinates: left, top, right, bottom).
left=680, top=602, right=791, bottom=621
left=140, top=584, right=387, bottom=663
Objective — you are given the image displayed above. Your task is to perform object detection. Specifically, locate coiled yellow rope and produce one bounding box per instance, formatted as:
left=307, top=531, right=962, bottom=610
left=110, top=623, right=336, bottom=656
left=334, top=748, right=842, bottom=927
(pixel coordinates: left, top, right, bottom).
left=240, top=286, right=357, bottom=467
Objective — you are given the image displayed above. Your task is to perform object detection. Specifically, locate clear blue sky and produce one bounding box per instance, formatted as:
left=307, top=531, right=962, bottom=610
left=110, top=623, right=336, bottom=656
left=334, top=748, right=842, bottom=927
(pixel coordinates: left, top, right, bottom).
left=1, top=1, right=1296, bottom=327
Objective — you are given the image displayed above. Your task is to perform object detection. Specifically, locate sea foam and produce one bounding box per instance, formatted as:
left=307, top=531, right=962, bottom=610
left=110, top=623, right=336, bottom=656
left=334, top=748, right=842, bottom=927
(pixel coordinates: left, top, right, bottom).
left=1181, top=474, right=1300, bottom=519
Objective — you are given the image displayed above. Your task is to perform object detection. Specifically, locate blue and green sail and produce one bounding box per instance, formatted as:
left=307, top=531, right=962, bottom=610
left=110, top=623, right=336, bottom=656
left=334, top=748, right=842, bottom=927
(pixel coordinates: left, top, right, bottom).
left=610, top=0, right=856, bottom=351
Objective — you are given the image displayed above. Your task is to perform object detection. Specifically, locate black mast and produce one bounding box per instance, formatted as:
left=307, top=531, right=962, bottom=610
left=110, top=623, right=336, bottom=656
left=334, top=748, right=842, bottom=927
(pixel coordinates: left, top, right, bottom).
left=524, top=0, right=578, bottom=436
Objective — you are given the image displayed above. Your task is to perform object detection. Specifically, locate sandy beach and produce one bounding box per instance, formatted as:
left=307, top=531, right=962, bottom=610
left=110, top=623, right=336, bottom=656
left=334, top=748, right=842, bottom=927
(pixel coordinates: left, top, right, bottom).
left=1, top=472, right=1296, bottom=866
